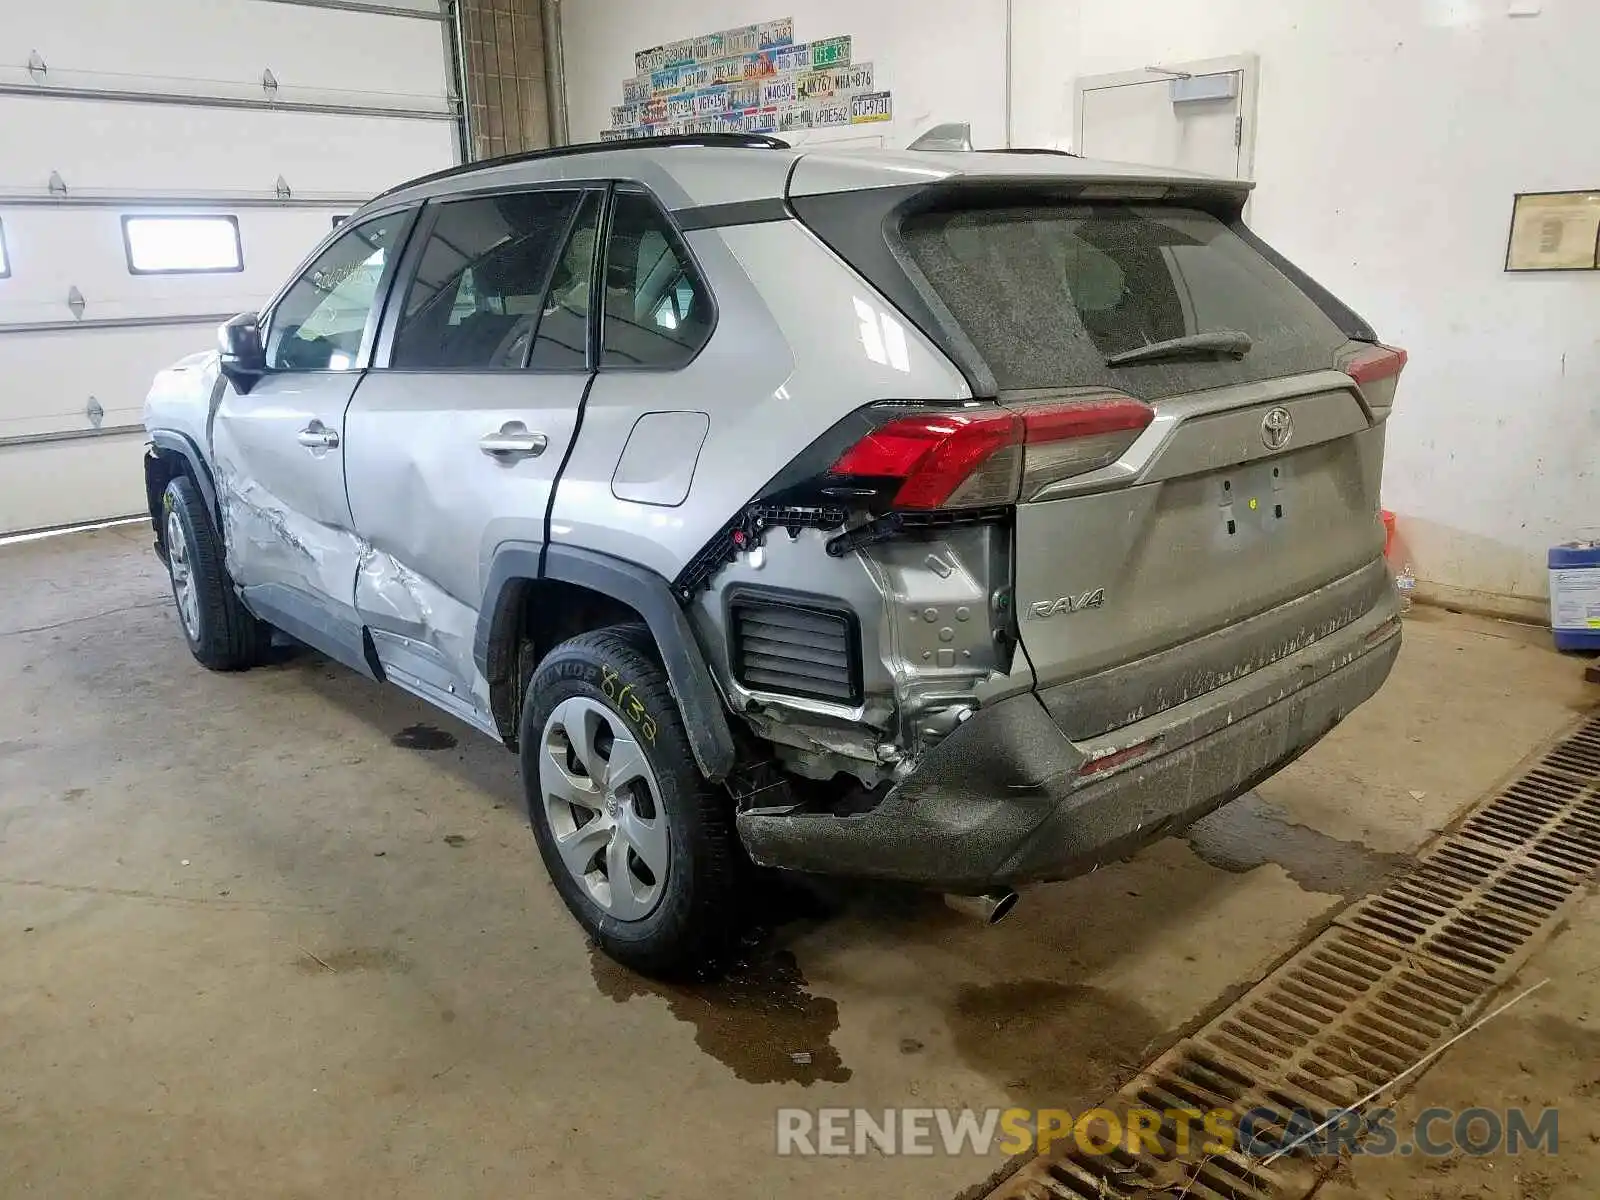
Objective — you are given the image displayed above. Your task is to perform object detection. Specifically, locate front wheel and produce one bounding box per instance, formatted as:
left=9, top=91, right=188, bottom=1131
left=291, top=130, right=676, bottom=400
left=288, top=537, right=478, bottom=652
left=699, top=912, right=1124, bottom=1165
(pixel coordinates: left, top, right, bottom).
left=161, top=475, right=269, bottom=671
left=520, top=626, right=742, bottom=977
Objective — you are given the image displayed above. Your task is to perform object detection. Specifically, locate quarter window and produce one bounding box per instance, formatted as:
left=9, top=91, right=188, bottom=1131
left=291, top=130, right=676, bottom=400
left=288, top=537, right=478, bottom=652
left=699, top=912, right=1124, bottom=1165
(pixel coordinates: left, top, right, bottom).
left=599, top=192, right=712, bottom=369
left=391, top=191, right=583, bottom=370
left=265, top=213, right=406, bottom=371
left=122, top=215, right=243, bottom=274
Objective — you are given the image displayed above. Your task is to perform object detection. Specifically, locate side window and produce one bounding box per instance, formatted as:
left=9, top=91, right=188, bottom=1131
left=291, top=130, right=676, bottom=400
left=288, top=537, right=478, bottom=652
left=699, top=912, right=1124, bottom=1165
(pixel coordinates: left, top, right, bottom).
left=599, top=192, right=713, bottom=369
left=528, top=193, right=603, bottom=371
left=391, top=191, right=583, bottom=370
left=265, top=213, right=405, bottom=371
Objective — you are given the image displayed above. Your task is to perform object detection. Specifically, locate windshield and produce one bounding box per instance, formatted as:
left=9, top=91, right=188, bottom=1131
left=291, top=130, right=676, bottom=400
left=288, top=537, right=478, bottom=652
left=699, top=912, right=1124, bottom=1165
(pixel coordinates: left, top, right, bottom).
left=900, top=203, right=1349, bottom=398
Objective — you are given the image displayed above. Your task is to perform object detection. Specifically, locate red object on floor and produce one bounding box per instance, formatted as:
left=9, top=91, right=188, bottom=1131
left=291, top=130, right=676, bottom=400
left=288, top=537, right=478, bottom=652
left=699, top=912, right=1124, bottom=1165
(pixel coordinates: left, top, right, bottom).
left=1381, top=509, right=1396, bottom=558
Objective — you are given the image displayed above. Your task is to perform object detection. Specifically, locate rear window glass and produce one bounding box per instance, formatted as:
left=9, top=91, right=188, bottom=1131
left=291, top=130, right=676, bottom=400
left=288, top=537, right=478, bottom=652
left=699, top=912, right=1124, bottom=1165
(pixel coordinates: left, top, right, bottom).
left=900, top=204, right=1348, bottom=397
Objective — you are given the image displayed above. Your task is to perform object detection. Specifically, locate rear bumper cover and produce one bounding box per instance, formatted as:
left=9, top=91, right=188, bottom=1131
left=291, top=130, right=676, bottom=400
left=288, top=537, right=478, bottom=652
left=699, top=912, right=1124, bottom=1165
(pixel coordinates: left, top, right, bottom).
left=737, top=570, right=1401, bottom=890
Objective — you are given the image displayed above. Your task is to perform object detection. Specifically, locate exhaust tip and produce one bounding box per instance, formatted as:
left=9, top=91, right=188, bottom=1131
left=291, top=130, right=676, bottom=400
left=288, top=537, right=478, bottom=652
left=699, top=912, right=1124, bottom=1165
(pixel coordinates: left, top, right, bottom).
left=944, top=888, right=1019, bottom=926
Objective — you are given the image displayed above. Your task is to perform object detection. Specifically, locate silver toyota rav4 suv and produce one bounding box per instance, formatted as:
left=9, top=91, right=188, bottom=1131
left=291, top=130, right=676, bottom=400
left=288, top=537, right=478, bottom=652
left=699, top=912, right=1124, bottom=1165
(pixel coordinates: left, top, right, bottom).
left=142, top=133, right=1405, bottom=974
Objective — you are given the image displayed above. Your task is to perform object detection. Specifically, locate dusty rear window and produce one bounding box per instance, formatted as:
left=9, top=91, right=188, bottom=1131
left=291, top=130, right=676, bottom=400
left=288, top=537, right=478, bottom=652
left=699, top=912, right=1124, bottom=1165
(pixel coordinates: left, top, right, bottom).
left=900, top=203, right=1349, bottom=398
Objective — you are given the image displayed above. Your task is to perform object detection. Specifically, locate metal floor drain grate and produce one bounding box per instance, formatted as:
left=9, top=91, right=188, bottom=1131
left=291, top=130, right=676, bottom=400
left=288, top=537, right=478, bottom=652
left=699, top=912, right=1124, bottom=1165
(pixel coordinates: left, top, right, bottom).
left=979, top=708, right=1600, bottom=1200
left=1193, top=927, right=1488, bottom=1108
left=1336, top=840, right=1578, bottom=981
left=1456, top=767, right=1600, bottom=879
left=1541, top=714, right=1600, bottom=780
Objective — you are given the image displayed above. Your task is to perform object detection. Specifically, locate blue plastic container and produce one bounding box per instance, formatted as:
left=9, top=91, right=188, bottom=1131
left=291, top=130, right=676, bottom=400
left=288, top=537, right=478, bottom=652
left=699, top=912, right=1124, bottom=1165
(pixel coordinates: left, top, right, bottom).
left=1549, top=541, right=1600, bottom=651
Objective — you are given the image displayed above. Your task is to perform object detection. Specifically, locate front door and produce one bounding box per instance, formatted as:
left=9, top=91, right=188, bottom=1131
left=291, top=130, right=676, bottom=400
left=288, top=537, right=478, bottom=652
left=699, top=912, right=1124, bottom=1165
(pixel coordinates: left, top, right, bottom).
left=212, top=208, right=412, bottom=674
left=343, top=188, right=602, bottom=725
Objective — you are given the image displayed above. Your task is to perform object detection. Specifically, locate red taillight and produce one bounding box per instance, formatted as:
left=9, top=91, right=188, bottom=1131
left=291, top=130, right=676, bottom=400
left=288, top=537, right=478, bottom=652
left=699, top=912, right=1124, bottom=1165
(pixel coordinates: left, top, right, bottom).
left=1021, top=397, right=1155, bottom=443
left=829, top=410, right=1022, bottom=510
left=1018, top=395, right=1154, bottom=499
left=829, top=396, right=1156, bottom=511
left=1344, top=344, right=1408, bottom=386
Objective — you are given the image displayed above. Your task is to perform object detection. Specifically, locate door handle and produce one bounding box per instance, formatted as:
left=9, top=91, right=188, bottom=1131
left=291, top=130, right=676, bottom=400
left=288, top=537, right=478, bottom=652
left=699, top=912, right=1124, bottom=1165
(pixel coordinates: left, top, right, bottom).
left=479, top=424, right=548, bottom=460
left=296, top=422, right=339, bottom=450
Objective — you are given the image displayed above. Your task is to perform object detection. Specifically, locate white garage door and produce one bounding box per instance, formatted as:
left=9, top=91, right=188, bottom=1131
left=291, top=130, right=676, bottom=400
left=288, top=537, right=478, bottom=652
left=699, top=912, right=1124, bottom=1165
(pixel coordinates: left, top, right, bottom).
left=0, top=0, right=460, bottom=535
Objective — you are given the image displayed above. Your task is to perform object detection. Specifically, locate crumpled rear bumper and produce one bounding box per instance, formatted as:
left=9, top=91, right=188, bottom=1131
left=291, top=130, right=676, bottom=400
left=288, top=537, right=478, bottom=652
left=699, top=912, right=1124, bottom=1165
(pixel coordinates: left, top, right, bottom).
left=736, top=584, right=1401, bottom=891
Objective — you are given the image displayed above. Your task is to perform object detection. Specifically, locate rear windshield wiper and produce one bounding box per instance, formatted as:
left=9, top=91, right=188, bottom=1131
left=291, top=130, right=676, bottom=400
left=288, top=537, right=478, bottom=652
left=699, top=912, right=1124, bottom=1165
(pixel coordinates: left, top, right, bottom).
left=1105, top=330, right=1254, bottom=368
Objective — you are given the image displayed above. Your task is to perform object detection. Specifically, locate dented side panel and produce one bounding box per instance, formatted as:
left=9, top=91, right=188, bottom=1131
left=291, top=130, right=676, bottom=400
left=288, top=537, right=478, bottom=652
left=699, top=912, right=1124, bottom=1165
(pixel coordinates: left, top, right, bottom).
left=343, top=370, right=590, bottom=722
left=211, top=372, right=366, bottom=616
left=357, top=543, right=497, bottom=733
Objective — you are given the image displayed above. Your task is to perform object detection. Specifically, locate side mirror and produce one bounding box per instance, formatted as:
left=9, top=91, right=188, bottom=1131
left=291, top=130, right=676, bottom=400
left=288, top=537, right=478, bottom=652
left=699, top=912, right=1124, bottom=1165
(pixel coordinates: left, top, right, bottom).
left=218, top=313, right=266, bottom=393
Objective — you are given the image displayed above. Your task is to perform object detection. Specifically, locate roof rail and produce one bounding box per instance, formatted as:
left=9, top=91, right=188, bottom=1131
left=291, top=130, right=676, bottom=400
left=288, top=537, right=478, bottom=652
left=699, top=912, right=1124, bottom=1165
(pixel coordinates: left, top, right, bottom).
left=983, top=147, right=1082, bottom=157
left=374, top=133, right=792, bottom=200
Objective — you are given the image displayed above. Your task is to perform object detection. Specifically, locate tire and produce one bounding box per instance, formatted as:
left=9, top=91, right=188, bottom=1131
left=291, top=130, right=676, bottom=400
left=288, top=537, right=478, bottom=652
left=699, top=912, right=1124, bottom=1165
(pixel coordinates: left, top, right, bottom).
left=160, top=475, right=270, bottom=672
left=520, top=624, right=742, bottom=977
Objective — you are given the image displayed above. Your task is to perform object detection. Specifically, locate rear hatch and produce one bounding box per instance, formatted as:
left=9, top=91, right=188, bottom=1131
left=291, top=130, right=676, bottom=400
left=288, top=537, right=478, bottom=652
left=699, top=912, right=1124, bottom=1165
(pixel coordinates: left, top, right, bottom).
left=795, top=176, right=1401, bottom=734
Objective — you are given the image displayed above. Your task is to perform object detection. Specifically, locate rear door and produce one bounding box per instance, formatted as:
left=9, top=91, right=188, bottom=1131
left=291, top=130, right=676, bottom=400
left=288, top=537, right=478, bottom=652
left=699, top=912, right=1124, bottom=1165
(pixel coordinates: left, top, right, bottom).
left=344, top=186, right=600, bottom=727
left=897, top=200, right=1387, bottom=698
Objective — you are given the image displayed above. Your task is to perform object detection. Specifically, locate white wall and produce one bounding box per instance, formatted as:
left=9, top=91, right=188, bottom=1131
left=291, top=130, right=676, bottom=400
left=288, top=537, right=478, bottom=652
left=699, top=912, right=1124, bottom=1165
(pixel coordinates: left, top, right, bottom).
left=564, top=0, right=1600, bottom=616
left=1018, top=0, right=1600, bottom=617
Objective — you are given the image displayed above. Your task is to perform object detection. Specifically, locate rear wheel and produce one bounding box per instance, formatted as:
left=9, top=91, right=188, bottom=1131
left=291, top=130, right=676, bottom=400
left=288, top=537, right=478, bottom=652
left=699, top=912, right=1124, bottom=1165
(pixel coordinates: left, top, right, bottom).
left=520, top=626, right=741, bottom=977
left=161, top=475, right=269, bottom=671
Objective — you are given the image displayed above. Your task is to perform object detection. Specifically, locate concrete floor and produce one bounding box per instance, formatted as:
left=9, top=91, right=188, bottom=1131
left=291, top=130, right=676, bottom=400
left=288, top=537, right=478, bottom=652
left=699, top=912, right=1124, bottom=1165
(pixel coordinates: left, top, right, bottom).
left=0, top=526, right=1593, bottom=1199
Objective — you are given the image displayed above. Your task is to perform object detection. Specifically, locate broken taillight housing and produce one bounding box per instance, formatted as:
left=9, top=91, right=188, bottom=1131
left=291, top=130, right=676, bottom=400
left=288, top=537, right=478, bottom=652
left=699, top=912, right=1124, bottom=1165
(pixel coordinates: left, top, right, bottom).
left=827, top=395, right=1155, bottom=511
left=1339, top=343, right=1407, bottom=411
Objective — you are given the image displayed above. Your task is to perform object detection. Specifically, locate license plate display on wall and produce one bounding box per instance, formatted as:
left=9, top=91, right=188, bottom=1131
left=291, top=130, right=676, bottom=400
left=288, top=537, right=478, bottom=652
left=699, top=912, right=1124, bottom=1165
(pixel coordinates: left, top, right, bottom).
left=613, top=16, right=892, bottom=141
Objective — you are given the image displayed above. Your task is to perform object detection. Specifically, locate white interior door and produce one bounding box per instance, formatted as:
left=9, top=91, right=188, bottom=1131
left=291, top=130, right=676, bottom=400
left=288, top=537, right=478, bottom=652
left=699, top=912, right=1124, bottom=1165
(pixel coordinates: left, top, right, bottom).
left=0, top=0, right=458, bottom=536
left=1075, top=56, right=1258, bottom=182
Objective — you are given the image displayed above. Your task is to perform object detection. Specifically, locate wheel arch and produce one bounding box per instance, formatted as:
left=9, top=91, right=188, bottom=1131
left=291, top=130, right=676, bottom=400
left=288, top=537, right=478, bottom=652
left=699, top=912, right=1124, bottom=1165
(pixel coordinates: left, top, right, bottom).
left=146, top=430, right=221, bottom=556
left=476, top=543, right=737, bottom=782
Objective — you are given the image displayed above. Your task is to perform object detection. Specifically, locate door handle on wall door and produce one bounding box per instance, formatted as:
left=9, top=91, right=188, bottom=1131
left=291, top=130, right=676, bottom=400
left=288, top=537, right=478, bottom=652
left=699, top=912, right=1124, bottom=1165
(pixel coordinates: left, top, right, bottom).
left=479, top=424, right=548, bottom=460
left=296, top=422, right=339, bottom=450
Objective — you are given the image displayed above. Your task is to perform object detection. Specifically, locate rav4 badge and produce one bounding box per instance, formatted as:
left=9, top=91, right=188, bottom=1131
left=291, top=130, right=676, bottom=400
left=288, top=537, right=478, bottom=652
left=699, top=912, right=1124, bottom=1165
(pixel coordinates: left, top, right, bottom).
left=1027, top=589, right=1106, bottom=620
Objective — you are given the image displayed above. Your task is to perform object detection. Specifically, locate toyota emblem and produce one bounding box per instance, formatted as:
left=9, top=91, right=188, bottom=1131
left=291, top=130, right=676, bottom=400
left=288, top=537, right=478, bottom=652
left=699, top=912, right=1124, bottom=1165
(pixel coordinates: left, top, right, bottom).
left=1261, top=407, right=1293, bottom=450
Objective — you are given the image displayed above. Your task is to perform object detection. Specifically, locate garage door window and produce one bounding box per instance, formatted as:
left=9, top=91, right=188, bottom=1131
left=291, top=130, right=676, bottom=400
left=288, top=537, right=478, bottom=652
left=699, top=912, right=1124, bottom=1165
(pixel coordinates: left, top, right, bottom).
left=390, top=190, right=584, bottom=370
left=0, top=218, right=9, bottom=278
left=122, top=215, right=242, bottom=275
left=265, top=213, right=405, bottom=372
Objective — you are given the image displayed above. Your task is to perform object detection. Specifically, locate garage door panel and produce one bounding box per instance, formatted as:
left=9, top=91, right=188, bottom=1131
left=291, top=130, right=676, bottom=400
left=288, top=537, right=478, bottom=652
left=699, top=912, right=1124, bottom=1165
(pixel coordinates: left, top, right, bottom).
left=1, top=0, right=457, bottom=530
left=0, top=100, right=455, bottom=196
left=0, top=432, right=148, bottom=534
left=0, top=209, right=342, bottom=325
left=8, top=0, right=449, bottom=103
left=0, top=325, right=222, bottom=439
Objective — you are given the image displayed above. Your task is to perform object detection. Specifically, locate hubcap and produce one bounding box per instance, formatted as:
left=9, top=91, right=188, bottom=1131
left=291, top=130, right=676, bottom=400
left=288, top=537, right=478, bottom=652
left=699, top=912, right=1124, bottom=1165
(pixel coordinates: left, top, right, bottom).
left=539, top=696, right=669, bottom=922
left=166, top=509, right=201, bottom=642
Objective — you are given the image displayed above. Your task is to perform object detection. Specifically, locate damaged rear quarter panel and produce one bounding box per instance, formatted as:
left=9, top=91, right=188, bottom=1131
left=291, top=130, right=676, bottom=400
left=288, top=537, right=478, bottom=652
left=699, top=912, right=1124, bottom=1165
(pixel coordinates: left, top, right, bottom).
left=546, top=220, right=971, bottom=583
left=692, top=521, right=1029, bottom=780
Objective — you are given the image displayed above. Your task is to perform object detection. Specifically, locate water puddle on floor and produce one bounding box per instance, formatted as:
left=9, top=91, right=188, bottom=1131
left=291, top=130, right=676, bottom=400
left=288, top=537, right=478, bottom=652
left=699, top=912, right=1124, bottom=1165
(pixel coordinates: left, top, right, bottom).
left=1186, top=791, right=1404, bottom=897
left=390, top=724, right=459, bottom=751
left=590, top=946, right=851, bottom=1085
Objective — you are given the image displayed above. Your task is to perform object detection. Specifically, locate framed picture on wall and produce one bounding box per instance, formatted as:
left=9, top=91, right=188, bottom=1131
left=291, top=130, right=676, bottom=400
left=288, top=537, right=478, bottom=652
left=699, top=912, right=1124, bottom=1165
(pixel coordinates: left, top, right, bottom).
left=1505, top=191, right=1600, bottom=271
